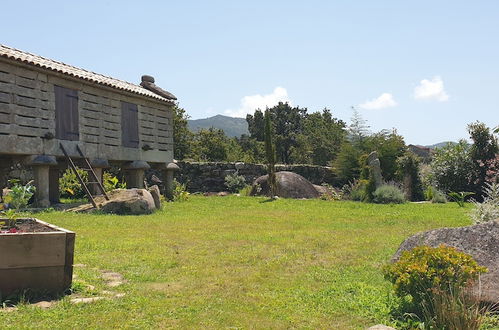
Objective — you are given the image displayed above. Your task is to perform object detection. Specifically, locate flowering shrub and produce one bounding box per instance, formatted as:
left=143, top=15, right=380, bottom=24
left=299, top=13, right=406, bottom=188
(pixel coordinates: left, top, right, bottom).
left=383, top=245, right=487, bottom=306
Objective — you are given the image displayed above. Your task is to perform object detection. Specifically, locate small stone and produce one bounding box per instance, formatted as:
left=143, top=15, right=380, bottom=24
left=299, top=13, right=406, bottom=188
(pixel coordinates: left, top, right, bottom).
left=71, top=297, right=105, bottom=304
left=33, top=301, right=54, bottom=309
left=368, top=325, right=396, bottom=330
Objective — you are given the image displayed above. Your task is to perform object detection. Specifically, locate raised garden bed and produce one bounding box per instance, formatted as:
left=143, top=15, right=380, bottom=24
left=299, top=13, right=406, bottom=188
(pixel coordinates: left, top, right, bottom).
left=0, top=218, right=75, bottom=297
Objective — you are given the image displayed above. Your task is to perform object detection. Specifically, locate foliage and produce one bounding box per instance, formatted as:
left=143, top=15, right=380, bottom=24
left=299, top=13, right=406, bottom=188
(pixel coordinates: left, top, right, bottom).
left=224, top=172, right=246, bottom=193
left=429, top=140, right=474, bottom=193
left=383, top=245, right=487, bottom=308
left=3, top=180, right=36, bottom=210
left=319, top=183, right=343, bottom=201
left=190, top=128, right=230, bottom=162
left=294, top=108, right=346, bottom=165
left=396, top=153, right=424, bottom=201
left=372, top=184, right=406, bottom=204
left=172, top=104, right=193, bottom=160
left=470, top=182, right=499, bottom=224
left=172, top=179, right=190, bottom=202
left=426, top=187, right=447, bottom=203
left=0, top=208, right=18, bottom=229
left=448, top=191, right=475, bottom=207
left=341, top=179, right=368, bottom=201
left=59, top=168, right=88, bottom=198
left=467, top=121, right=499, bottom=198
left=422, top=287, right=487, bottom=330
left=238, top=185, right=253, bottom=196
left=333, top=142, right=363, bottom=185
left=264, top=109, right=277, bottom=198
left=102, top=172, right=126, bottom=192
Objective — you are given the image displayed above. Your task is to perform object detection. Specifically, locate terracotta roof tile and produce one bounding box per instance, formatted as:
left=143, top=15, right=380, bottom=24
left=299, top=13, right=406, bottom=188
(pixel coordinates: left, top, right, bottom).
left=0, top=44, right=173, bottom=103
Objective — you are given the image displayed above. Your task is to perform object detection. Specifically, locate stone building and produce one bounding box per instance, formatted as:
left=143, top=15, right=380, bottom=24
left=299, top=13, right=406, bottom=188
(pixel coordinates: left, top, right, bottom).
left=0, top=44, right=178, bottom=206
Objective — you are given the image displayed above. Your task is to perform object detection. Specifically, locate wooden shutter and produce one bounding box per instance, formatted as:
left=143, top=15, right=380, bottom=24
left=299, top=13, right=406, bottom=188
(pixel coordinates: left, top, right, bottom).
left=121, top=102, right=139, bottom=148
left=54, top=86, right=79, bottom=141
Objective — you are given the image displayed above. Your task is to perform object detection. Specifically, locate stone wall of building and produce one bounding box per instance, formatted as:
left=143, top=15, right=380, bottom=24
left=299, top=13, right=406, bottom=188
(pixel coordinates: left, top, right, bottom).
left=173, top=162, right=338, bottom=192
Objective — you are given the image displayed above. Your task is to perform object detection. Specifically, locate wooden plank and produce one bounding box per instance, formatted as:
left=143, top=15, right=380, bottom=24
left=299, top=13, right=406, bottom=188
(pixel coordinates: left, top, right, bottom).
left=0, top=266, right=66, bottom=296
left=0, top=232, right=66, bottom=269
left=63, top=232, right=76, bottom=289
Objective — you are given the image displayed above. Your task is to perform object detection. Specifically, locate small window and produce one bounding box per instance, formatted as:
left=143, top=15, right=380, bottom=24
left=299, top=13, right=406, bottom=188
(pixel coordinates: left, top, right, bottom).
left=121, top=102, right=139, bottom=148
left=54, top=85, right=79, bottom=141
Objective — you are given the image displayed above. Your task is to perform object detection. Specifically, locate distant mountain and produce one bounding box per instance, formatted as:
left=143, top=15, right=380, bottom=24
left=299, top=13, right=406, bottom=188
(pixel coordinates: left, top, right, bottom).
left=425, top=141, right=457, bottom=149
left=188, top=115, right=249, bottom=137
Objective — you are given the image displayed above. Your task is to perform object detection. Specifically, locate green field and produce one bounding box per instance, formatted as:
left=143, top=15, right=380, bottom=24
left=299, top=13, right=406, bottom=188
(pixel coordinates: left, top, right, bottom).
left=1, top=196, right=472, bottom=329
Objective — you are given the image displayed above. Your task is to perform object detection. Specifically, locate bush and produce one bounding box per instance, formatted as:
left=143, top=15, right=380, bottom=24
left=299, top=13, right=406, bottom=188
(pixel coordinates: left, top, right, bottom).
left=224, top=172, right=246, bottom=193
left=431, top=190, right=448, bottom=204
left=372, top=184, right=405, bottom=204
left=238, top=185, right=253, bottom=196
left=470, top=182, right=499, bottom=224
left=59, top=168, right=88, bottom=198
left=103, top=172, right=126, bottom=192
left=342, top=179, right=367, bottom=201
left=172, top=179, right=189, bottom=202
left=383, top=245, right=487, bottom=307
left=396, top=152, right=424, bottom=201
left=2, top=180, right=36, bottom=210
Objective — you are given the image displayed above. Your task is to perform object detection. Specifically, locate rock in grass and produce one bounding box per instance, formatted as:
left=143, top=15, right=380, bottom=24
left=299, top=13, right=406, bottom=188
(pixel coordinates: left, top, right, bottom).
left=100, top=189, right=156, bottom=215
left=250, top=171, right=321, bottom=199
left=148, top=185, right=162, bottom=209
left=392, top=220, right=499, bottom=305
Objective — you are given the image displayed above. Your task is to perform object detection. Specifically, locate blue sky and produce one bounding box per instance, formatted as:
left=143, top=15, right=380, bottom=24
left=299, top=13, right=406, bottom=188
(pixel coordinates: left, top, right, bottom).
left=2, top=1, right=498, bottom=145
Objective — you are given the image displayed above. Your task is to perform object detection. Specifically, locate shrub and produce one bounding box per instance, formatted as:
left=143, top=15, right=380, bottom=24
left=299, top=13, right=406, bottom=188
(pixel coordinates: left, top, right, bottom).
left=172, top=179, right=189, bottom=202
left=431, top=190, right=448, bottom=204
left=342, top=179, right=367, bottom=201
left=224, top=172, right=246, bottom=193
left=372, top=184, right=405, bottom=204
left=383, top=245, right=487, bottom=307
left=103, top=172, right=126, bottom=192
left=3, top=180, right=36, bottom=210
left=319, top=183, right=343, bottom=201
left=59, top=168, right=88, bottom=198
left=470, top=182, right=499, bottom=224
left=396, top=152, right=424, bottom=201
left=448, top=191, right=475, bottom=207
left=238, top=185, right=252, bottom=196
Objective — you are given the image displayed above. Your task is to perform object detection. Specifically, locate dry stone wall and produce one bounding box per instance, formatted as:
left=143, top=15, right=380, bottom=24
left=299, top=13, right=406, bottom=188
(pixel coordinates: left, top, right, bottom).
left=173, top=162, right=338, bottom=192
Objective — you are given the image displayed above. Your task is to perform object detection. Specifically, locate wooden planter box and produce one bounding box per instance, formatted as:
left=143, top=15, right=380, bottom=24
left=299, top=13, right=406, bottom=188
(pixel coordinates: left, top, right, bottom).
left=0, top=219, right=75, bottom=297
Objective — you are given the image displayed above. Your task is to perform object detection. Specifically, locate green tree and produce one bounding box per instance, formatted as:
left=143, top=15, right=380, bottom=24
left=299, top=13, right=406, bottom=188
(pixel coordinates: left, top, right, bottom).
left=468, top=121, right=499, bottom=198
left=190, top=128, right=230, bottom=162
left=172, top=104, right=193, bottom=160
left=429, top=140, right=473, bottom=193
left=294, top=108, right=347, bottom=165
left=246, top=110, right=265, bottom=141
left=364, top=129, right=406, bottom=182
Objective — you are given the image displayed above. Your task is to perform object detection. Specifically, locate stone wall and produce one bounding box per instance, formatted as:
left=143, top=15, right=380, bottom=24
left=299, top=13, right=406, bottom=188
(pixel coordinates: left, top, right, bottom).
left=174, top=162, right=338, bottom=192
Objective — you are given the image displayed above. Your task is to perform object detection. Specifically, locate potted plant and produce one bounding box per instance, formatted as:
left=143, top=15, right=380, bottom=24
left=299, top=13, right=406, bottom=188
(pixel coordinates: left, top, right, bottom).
left=0, top=181, right=75, bottom=298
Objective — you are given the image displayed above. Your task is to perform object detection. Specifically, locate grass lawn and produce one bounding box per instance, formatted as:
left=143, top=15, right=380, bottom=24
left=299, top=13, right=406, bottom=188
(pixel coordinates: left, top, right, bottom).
left=1, top=196, right=472, bottom=329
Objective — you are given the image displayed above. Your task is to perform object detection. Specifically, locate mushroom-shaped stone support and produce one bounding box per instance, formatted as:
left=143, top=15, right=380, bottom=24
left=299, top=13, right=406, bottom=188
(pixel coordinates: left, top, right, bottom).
left=165, top=162, right=180, bottom=200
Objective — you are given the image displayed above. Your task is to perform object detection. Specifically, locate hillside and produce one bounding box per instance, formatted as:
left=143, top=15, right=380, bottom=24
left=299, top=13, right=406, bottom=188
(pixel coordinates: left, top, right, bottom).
left=425, top=141, right=457, bottom=149
left=188, top=115, right=249, bottom=137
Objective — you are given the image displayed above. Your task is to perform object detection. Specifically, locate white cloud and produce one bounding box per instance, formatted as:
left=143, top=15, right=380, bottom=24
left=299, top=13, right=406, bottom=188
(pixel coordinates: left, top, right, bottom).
left=414, top=76, right=449, bottom=101
left=224, top=87, right=291, bottom=117
left=358, top=93, right=397, bottom=110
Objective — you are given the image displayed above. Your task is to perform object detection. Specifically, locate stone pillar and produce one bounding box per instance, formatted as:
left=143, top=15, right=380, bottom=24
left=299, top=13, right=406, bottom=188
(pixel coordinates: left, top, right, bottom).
left=25, top=155, right=57, bottom=208
left=88, top=159, right=109, bottom=195
left=49, top=168, right=60, bottom=204
left=164, top=162, right=180, bottom=200
left=367, top=151, right=383, bottom=188
left=123, top=161, right=150, bottom=189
